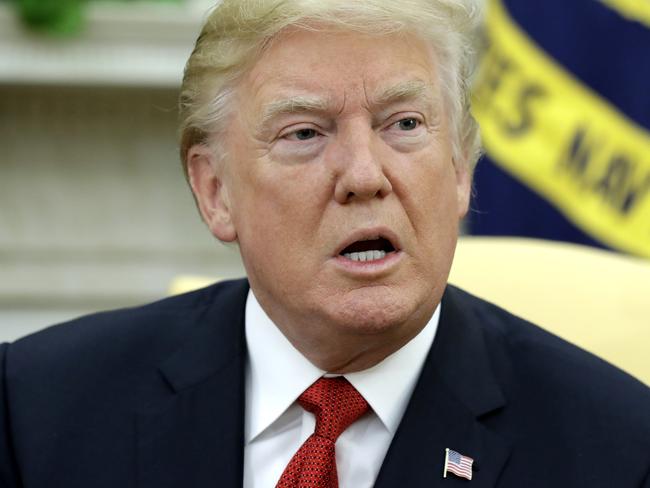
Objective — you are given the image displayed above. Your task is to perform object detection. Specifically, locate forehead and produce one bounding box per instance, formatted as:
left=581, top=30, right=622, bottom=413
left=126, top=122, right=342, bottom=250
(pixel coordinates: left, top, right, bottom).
left=240, top=28, right=440, bottom=111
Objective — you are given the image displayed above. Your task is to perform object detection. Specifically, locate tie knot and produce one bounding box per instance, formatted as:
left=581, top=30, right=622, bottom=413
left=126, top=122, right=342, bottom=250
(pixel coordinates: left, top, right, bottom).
left=298, top=377, right=369, bottom=441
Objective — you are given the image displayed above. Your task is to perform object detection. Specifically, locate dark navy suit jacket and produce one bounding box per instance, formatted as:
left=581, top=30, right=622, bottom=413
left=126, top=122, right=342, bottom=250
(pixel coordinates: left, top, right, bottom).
left=1, top=280, right=649, bottom=487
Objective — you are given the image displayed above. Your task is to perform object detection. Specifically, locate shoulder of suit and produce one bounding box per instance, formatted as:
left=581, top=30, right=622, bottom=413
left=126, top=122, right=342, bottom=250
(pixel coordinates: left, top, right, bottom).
left=445, top=285, right=650, bottom=431
left=4, top=278, right=249, bottom=383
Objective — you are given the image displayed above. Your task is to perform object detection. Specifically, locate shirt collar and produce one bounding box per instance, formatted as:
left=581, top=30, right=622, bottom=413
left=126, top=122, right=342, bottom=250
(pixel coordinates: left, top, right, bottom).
left=244, top=288, right=440, bottom=443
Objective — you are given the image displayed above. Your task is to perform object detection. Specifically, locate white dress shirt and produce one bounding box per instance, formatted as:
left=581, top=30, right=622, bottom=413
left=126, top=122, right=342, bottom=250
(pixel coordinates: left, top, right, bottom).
left=243, top=289, right=440, bottom=488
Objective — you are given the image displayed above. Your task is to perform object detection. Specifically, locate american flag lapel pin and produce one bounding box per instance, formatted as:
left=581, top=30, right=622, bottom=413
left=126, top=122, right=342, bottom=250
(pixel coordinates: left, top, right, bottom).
left=443, top=448, right=474, bottom=480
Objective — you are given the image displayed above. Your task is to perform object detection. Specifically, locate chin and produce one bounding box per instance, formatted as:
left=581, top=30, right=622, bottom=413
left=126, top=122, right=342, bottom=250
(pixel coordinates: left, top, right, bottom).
left=321, top=285, right=432, bottom=336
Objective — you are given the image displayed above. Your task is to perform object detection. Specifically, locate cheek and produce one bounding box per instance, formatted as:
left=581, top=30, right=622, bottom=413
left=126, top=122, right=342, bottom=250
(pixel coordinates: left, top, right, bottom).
left=399, top=157, right=459, bottom=231
left=247, top=174, right=322, bottom=228
left=232, top=166, right=329, bottom=262
left=396, top=156, right=460, bottom=283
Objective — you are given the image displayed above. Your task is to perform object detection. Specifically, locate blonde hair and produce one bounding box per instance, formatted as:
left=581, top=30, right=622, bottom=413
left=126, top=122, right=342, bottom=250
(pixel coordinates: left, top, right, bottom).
left=179, top=0, right=484, bottom=174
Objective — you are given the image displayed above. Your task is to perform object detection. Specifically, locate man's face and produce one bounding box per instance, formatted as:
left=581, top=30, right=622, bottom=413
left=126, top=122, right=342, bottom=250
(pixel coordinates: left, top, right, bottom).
left=196, top=28, right=471, bottom=367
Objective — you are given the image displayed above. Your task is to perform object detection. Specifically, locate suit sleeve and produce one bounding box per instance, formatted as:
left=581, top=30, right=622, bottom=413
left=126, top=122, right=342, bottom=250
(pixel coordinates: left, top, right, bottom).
left=0, top=343, right=21, bottom=488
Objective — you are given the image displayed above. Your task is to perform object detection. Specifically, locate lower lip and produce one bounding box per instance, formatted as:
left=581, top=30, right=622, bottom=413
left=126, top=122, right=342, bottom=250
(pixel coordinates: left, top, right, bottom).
left=332, top=250, right=403, bottom=275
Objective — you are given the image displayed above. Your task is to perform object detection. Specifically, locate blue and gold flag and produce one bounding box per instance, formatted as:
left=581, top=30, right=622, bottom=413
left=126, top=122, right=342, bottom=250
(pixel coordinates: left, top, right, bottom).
left=470, top=0, right=650, bottom=258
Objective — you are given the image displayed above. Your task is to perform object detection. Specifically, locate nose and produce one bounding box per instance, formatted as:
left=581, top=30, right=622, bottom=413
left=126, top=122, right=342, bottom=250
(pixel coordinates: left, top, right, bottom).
left=333, top=130, right=393, bottom=204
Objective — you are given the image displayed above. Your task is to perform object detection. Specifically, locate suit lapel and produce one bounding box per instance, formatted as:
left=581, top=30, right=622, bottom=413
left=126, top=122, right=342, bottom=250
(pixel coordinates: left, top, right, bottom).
left=136, top=280, right=250, bottom=488
left=375, top=286, right=512, bottom=488
left=133, top=281, right=512, bottom=487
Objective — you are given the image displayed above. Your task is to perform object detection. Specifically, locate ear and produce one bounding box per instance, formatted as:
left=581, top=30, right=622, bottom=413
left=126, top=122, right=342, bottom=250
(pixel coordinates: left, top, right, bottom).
left=454, top=158, right=472, bottom=220
left=186, top=144, right=238, bottom=242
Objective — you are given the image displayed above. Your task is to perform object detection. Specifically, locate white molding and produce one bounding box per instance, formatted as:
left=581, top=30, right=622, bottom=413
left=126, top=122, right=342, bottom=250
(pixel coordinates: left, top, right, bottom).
left=0, top=2, right=209, bottom=87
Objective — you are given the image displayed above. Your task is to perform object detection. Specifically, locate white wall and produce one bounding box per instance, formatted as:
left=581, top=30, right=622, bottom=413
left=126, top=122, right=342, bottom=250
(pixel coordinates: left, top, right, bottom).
left=0, top=85, right=245, bottom=341
left=0, top=1, right=246, bottom=341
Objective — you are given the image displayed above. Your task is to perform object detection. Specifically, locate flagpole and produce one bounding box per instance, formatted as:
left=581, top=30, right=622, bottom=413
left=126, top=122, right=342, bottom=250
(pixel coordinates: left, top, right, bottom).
left=443, top=448, right=449, bottom=478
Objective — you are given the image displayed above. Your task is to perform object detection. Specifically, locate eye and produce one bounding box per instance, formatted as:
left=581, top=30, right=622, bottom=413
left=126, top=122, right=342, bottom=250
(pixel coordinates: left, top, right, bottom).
left=396, top=118, right=420, bottom=131
left=286, top=128, right=318, bottom=141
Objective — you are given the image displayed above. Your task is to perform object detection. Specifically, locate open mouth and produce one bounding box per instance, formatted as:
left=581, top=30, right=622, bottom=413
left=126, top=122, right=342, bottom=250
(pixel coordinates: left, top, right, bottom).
left=339, top=237, right=397, bottom=262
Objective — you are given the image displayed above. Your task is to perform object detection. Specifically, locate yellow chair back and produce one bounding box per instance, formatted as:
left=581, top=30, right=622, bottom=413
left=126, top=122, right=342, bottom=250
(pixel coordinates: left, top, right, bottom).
left=450, top=237, right=650, bottom=385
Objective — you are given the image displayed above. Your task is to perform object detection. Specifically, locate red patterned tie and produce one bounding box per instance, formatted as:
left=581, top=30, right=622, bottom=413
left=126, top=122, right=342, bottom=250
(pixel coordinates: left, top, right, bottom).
left=276, top=377, right=369, bottom=488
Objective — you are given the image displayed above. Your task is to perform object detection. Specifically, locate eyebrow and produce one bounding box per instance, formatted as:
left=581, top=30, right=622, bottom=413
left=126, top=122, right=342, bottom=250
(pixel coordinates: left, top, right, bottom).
left=258, top=79, right=438, bottom=130
left=261, top=95, right=331, bottom=125
left=370, top=79, right=437, bottom=108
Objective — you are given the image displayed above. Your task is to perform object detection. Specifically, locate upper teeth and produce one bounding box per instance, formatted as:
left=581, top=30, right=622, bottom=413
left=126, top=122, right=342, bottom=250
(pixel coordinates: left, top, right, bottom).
left=343, top=250, right=386, bottom=262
